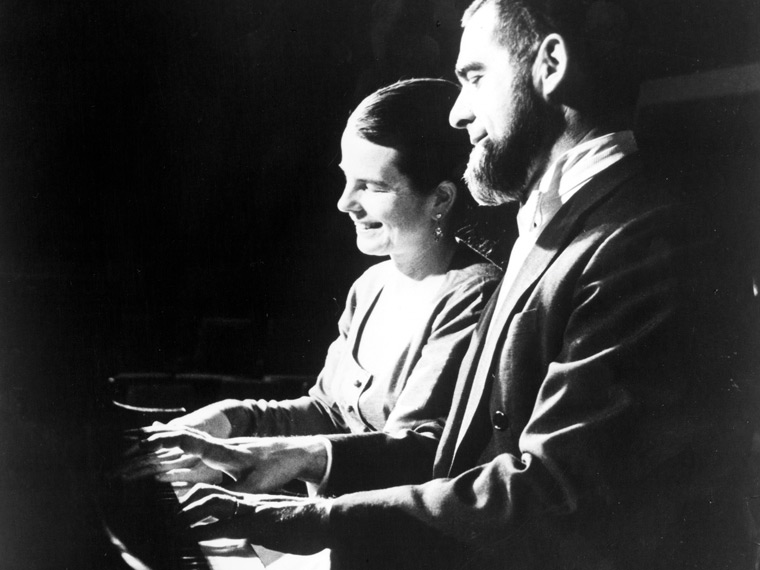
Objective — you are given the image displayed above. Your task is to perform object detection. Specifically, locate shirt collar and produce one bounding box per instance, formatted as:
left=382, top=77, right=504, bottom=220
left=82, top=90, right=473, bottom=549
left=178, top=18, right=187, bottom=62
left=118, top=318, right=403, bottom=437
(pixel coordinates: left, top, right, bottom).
left=516, top=130, right=637, bottom=236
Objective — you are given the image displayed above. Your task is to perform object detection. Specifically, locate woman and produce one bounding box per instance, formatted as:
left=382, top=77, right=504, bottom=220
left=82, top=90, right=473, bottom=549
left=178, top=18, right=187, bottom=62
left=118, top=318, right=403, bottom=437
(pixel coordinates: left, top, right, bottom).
left=123, top=78, right=500, bottom=495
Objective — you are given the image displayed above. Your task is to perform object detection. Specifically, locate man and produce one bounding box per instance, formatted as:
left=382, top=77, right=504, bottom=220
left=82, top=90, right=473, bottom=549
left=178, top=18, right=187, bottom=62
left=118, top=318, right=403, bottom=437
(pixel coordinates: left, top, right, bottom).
left=180, top=1, right=754, bottom=568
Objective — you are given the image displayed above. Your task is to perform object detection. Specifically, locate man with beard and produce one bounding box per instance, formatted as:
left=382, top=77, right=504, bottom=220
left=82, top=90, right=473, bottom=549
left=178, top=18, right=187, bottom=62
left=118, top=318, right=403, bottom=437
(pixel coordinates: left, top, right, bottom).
left=177, top=1, right=754, bottom=568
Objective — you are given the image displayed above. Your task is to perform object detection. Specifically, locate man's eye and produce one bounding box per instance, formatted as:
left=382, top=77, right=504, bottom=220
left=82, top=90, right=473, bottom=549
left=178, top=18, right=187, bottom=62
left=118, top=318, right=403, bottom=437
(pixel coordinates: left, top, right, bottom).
left=467, top=74, right=482, bottom=86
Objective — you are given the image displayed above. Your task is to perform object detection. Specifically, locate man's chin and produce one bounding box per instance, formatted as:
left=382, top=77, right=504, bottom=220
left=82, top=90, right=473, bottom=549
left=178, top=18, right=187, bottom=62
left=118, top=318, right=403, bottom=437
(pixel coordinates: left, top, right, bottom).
left=464, top=143, right=524, bottom=206
left=464, top=170, right=518, bottom=206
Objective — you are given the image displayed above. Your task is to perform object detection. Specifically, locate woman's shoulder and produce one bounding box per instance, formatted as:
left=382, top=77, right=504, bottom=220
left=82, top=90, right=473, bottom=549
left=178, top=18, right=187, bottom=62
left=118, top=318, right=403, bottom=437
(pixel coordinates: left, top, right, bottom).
left=430, top=254, right=501, bottom=319
left=348, top=256, right=499, bottom=302
left=443, top=246, right=502, bottom=290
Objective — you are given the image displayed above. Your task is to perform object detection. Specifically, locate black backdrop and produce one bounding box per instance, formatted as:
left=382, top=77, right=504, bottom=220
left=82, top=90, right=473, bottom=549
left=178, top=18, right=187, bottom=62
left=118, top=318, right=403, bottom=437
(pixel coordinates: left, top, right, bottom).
left=1, top=1, right=758, bottom=567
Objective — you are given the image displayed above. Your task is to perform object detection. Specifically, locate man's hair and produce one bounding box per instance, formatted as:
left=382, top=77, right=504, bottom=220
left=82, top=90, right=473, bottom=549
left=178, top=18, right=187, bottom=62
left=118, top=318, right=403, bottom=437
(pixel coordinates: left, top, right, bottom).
left=349, top=78, right=475, bottom=219
left=464, top=0, right=643, bottom=112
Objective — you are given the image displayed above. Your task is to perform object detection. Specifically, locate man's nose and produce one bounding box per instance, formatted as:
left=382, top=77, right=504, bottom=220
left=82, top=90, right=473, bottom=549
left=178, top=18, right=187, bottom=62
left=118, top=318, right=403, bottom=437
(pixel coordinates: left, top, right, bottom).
left=449, top=91, right=473, bottom=129
left=337, top=185, right=360, bottom=213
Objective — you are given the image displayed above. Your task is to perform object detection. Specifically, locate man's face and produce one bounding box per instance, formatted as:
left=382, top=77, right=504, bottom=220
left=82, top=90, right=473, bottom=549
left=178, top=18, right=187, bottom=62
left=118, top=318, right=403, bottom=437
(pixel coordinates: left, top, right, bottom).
left=450, top=2, right=559, bottom=205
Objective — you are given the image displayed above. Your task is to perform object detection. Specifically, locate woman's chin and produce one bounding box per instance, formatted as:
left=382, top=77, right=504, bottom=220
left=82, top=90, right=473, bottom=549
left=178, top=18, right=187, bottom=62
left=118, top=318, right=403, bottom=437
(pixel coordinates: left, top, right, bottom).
left=355, top=239, right=389, bottom=258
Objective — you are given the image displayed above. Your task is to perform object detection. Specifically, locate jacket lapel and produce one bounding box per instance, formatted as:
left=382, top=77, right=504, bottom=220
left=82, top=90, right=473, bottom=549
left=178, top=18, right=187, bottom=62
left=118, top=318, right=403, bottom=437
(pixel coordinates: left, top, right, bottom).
left=446, top=154, right=642, bottom=475
left=433, top=281, right=502, bottom=474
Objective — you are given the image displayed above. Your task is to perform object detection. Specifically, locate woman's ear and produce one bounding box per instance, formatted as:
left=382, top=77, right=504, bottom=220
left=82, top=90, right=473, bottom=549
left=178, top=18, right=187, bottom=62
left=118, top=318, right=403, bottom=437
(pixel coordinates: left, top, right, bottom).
left=431, top=180, right=457, bottom=218
left=532, top=33, right=570, bottom=103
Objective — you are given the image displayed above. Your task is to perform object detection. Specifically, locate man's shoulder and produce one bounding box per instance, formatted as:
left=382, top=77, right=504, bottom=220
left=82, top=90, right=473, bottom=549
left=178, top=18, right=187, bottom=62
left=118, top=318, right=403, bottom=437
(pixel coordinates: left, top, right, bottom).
left=581, top=153, right=697, bottom=227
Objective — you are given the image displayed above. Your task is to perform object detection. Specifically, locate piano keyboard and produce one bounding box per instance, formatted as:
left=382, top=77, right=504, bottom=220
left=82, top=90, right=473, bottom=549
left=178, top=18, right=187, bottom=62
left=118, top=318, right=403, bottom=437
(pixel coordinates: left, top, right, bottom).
left=94, top=401, right=324, bottom=570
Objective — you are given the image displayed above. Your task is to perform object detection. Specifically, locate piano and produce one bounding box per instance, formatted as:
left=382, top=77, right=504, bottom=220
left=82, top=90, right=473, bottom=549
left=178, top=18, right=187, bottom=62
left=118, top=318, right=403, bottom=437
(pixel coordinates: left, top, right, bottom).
left=93, top=400, right=328, bottom=570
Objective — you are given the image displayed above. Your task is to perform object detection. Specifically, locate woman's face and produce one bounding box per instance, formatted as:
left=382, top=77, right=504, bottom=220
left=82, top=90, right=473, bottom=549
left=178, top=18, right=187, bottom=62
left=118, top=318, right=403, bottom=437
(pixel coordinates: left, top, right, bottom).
left=338, top=129, right=437, bottom=261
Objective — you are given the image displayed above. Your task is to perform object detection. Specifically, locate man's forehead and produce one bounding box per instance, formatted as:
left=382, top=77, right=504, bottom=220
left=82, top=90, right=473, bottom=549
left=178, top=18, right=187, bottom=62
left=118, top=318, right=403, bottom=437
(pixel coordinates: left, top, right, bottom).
left=455, top=3, right=507, bottom=73
left=464, top=0, right=500, bottom=30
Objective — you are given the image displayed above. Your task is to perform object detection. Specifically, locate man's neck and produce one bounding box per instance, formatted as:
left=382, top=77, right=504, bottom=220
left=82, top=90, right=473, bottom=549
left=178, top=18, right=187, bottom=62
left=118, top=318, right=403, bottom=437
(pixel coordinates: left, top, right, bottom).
left=522, top=111, right=633, bottom=202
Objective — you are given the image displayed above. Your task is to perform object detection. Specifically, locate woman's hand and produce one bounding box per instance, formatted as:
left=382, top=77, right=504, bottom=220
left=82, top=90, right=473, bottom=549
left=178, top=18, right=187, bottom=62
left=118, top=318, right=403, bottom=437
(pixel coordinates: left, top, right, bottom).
left=163, top=403, right=234, bottom=438
left=178, top=483, right=332, bottom=555
left=117, top=402, right=234, bottom=484
left=119, top=442, right=225, bottom=484
left=119, top=424, right=234, bottom=484
left=119, top=425, right=329, bottom=493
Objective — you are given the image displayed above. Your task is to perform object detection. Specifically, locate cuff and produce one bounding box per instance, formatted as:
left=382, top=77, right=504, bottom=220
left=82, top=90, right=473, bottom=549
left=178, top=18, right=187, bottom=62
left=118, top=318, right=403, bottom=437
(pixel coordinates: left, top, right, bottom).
left=305, top=436, right=333, bottom=497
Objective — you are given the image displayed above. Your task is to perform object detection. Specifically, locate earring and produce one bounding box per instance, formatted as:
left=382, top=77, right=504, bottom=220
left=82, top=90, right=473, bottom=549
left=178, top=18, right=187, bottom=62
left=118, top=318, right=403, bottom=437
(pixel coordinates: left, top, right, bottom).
left=433, top=213, right=443, bottom=242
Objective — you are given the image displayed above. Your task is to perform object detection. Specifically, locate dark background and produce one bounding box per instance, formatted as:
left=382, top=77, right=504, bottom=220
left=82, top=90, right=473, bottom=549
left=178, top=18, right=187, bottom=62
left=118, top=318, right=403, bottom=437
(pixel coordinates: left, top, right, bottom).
left=1, top=0, right=758, bottom=567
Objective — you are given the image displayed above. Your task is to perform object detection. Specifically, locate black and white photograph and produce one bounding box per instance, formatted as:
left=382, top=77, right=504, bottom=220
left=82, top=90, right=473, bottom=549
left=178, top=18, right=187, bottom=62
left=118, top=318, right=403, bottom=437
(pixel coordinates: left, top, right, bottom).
left=1, top=1, right=759, bottom=568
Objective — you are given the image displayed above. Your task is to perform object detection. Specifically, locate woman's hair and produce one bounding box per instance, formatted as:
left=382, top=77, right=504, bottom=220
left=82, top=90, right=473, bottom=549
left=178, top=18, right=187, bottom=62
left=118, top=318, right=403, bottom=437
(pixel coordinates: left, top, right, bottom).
left=347, top=78, right=475, bottom=226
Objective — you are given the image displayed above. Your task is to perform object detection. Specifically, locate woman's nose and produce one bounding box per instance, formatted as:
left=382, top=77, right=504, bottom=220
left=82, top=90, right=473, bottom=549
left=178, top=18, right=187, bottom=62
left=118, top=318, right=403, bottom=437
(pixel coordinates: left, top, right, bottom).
left=449, top=91, right=474, bottom=129
left=337, top=185, right=360, bottom=213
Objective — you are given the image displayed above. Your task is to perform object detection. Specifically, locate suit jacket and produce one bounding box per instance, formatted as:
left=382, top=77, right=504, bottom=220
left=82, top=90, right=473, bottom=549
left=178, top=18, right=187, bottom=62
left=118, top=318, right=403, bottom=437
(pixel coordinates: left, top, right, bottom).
left=325, top=154, right=753, bottom=570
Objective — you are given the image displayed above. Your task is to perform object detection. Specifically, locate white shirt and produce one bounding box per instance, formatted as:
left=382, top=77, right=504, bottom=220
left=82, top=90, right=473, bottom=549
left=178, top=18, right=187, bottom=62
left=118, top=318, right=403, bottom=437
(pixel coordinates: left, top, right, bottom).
left=498, top=130, right=638, bottom=307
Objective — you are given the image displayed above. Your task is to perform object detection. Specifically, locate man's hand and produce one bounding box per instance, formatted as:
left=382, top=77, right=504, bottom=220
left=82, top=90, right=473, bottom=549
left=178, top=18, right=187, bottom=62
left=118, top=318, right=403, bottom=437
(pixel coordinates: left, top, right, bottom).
left=179, top=483, right=332, bottom=555
left=119, top=425, right=329, bottom=493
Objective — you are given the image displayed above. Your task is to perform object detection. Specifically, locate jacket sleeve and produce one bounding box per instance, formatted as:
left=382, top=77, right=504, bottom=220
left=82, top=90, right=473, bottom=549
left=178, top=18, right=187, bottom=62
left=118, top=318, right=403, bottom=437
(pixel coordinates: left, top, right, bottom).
left=323, top=265, right=500, bottom=495
left=325, top=207, right=750, bottom=570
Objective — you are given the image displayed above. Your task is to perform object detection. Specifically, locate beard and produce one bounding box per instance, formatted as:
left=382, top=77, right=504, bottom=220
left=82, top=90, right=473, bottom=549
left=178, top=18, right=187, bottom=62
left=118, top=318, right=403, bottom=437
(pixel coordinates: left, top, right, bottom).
left=464, top=69, right=562, bottom=205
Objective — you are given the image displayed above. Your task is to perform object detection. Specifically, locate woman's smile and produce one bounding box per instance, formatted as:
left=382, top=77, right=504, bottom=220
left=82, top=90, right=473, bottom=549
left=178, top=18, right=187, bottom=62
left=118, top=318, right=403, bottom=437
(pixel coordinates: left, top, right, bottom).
left=353, top=219, right=383, bottom=232
left=337, top=131, right=438, bottom=264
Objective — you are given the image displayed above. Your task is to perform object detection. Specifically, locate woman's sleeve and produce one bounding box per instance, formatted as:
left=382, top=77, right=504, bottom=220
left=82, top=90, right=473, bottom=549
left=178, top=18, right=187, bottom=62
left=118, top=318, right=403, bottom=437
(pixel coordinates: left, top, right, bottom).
left=219, top=280, right=360, bottom=437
